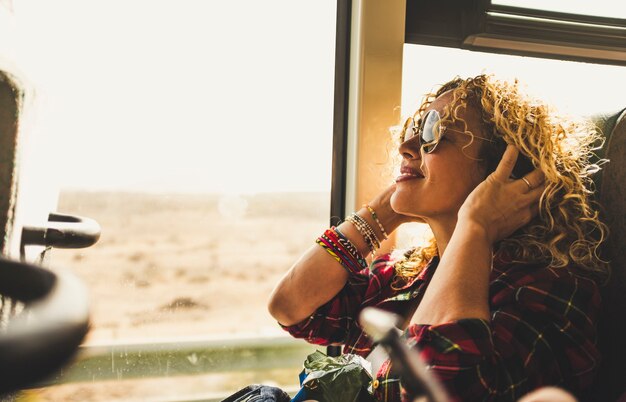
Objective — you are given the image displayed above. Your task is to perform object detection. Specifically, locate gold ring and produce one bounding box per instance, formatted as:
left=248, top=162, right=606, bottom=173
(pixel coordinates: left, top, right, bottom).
left=521, top=177, right=533, bottom=191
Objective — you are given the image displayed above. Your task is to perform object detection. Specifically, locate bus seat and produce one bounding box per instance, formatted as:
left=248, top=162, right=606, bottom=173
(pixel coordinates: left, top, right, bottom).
left=591, top=107, right=626, bottom=401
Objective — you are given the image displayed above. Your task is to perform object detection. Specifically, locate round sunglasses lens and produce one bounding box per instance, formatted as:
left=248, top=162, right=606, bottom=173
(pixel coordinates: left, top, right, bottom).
left=420, top=110, right=440, bottom=146
left=403, top=119, right=416, bottom=142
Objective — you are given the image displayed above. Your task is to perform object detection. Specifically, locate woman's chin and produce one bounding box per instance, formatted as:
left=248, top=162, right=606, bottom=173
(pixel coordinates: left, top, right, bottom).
left=390, top=191, right=421, bottom=217
left=389, top=190, right=403, bottom=213
left=389, top=191, right=419, bottom=217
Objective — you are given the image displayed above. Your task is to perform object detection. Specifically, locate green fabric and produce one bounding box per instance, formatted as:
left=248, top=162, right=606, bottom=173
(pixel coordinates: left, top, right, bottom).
left=301, top=350, right=374, bottom=402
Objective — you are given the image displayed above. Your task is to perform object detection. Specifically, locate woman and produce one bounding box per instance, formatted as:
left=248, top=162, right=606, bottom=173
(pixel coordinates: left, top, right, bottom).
left=268, top=75, right=607, bottom=401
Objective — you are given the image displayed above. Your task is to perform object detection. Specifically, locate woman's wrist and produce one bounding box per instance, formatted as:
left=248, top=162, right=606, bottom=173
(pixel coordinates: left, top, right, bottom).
left=367, top=196, right=407, bottom=235
left=338, top=185, right=409, bottom=256
left=337, top=217, right=374, bottom=257
left=338, top=206, right=397, bottom=258
left=456, top=214, right=497, bottom=246
left=356, top=184, right=412, bottom=237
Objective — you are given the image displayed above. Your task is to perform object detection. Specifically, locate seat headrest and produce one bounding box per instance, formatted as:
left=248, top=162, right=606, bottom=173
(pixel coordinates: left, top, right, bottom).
left=591, top=108, right=626, bottom=191
left=590, top=107, right=626, bottom=401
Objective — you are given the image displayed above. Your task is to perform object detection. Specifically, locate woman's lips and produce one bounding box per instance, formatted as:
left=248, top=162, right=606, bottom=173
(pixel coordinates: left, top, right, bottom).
left=396, top=173, right=422, bottom=183
left=396, top=166, right=424, bottom=183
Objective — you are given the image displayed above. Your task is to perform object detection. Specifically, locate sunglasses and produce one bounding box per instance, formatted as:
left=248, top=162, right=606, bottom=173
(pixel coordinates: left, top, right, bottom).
left=402, top=109, right=494, bottom=153
left=402, top=109, right=534, bottom=179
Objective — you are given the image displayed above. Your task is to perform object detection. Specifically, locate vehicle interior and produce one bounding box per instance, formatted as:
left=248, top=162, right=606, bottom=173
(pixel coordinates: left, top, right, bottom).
left=0, top=0, right=625, bottom=401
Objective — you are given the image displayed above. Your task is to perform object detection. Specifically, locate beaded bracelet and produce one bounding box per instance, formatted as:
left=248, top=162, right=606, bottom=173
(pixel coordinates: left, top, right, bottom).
left=344, top=214, right=374, bottom=253
left=363, top=204, right=388, bottom=240
left=345, top=213, right=380, bottom=253
left=352, top=213, right=381, bottom=247
left=349, top=213, right=381, bottom=250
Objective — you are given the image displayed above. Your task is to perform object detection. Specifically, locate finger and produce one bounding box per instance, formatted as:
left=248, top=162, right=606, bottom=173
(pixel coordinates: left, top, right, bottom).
left=529, top=198, right=540, bottom=218
left=519, top=176, right=534, bottom=192
left=517, top=201, right=541, bottom=230
left=524, top=168, right=545, bottom=188
left=521, top=182, right=545, bottom=206
left=517, top=169, right=545, bottom=194
left=493, top=145, right=518, bottom=181
left=517, top=198, right=541, bottom=228
left=529, top=178, right=545, bottom=196
left=522, top=209, right=536, bottom=228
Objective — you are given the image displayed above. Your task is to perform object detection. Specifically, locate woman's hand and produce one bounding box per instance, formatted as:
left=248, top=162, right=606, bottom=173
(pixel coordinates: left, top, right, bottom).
left=411, top=146, right=544, bottom=325
left=458, top=145, right=545, bottom=244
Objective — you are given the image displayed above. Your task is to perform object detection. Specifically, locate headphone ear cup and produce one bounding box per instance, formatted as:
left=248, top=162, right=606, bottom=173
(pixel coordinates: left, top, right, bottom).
left=510, top=153, right=534, bottom=179
left=489, top=137, right=534, bottom=179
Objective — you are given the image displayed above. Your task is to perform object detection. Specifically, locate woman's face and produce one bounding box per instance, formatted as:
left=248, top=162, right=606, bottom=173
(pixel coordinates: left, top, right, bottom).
left=390, top=92, right=488, bottom=221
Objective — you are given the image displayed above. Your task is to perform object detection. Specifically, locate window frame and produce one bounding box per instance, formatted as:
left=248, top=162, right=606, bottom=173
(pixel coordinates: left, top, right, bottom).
left=404, top=0, right=626, bottom=66
left=38, top=1, right=626, bottom=400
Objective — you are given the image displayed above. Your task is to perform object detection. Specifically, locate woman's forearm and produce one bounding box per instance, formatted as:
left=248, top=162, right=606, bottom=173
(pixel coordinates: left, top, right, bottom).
left=267, top=243, right=351, bottom=326
left=410, top=219, right=492, bottom=325
left=268, top=199, right=405, bottom=326
left=409, top=147, right=544, bottom=326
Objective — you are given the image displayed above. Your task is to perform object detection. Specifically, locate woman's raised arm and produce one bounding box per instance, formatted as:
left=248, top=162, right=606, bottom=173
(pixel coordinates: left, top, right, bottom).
left=267, top=185, right=407, bottom=326
left=410, top=146, right=545, bottom=325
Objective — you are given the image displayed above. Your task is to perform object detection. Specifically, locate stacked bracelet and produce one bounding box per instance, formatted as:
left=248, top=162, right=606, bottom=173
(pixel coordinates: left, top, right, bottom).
left=363, top=204, right=388, bottom=240
left=316, top=227, right=368, bottom=275
left=345, top=213, right=381, bottom=254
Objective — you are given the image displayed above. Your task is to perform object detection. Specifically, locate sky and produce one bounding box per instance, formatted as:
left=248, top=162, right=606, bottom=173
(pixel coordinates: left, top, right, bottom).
left=0, top=1, right=625, bottom=195
left=401, top=45, right=626, bottom=119
left=1, top=1, right=337, bottom=194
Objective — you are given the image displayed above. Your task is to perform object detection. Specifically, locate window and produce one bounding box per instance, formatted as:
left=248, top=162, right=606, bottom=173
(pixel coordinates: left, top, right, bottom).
left=10, top=1, right=337, bottom=400
left=401, top=44, right=626, bottom=117
left=395, top=44, right=626, bottom=248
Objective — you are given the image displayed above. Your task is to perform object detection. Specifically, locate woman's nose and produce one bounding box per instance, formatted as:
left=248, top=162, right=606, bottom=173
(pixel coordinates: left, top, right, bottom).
left=399, top=138, right=421, bottom=161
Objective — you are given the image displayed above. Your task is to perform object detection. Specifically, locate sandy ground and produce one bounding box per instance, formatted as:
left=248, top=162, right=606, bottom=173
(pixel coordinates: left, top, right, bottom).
left=22, top=190, right=330, bottom=401
left=51, top=190, right=330, bottom=344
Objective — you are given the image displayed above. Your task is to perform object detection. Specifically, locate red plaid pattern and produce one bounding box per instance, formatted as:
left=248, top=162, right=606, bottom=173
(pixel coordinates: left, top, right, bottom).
left=281, top=252, right=600, bottom=402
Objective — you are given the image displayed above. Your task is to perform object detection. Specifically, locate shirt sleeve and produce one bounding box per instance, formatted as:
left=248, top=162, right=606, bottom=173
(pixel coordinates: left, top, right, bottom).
left=281, top=254, right=396, bottom=346
left=402, top=264, right=601, bottom=402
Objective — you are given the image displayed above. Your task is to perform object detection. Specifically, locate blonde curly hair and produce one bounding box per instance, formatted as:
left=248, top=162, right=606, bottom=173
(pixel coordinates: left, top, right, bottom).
left=394, top=74, right=609, bottom=282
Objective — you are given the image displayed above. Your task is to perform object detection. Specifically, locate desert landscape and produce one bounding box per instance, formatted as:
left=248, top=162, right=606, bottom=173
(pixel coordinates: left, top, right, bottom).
left=25, top=190, right=331, bottom=401
left=52, top=190, right=330, bottom=343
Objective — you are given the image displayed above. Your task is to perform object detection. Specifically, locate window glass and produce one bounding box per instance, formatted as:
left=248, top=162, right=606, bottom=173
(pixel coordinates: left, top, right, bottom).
left=11, top=0, right=336, bottom=400
left=492, top=0, right=626, bottom=19
left=402, top=44, right=626, bottom=120
left=397, top=44, right=626, bottom=248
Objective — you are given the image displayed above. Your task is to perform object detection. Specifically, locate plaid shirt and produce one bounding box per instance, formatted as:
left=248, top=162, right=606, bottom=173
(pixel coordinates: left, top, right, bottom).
left=281, top=252, right=601, bottom=402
